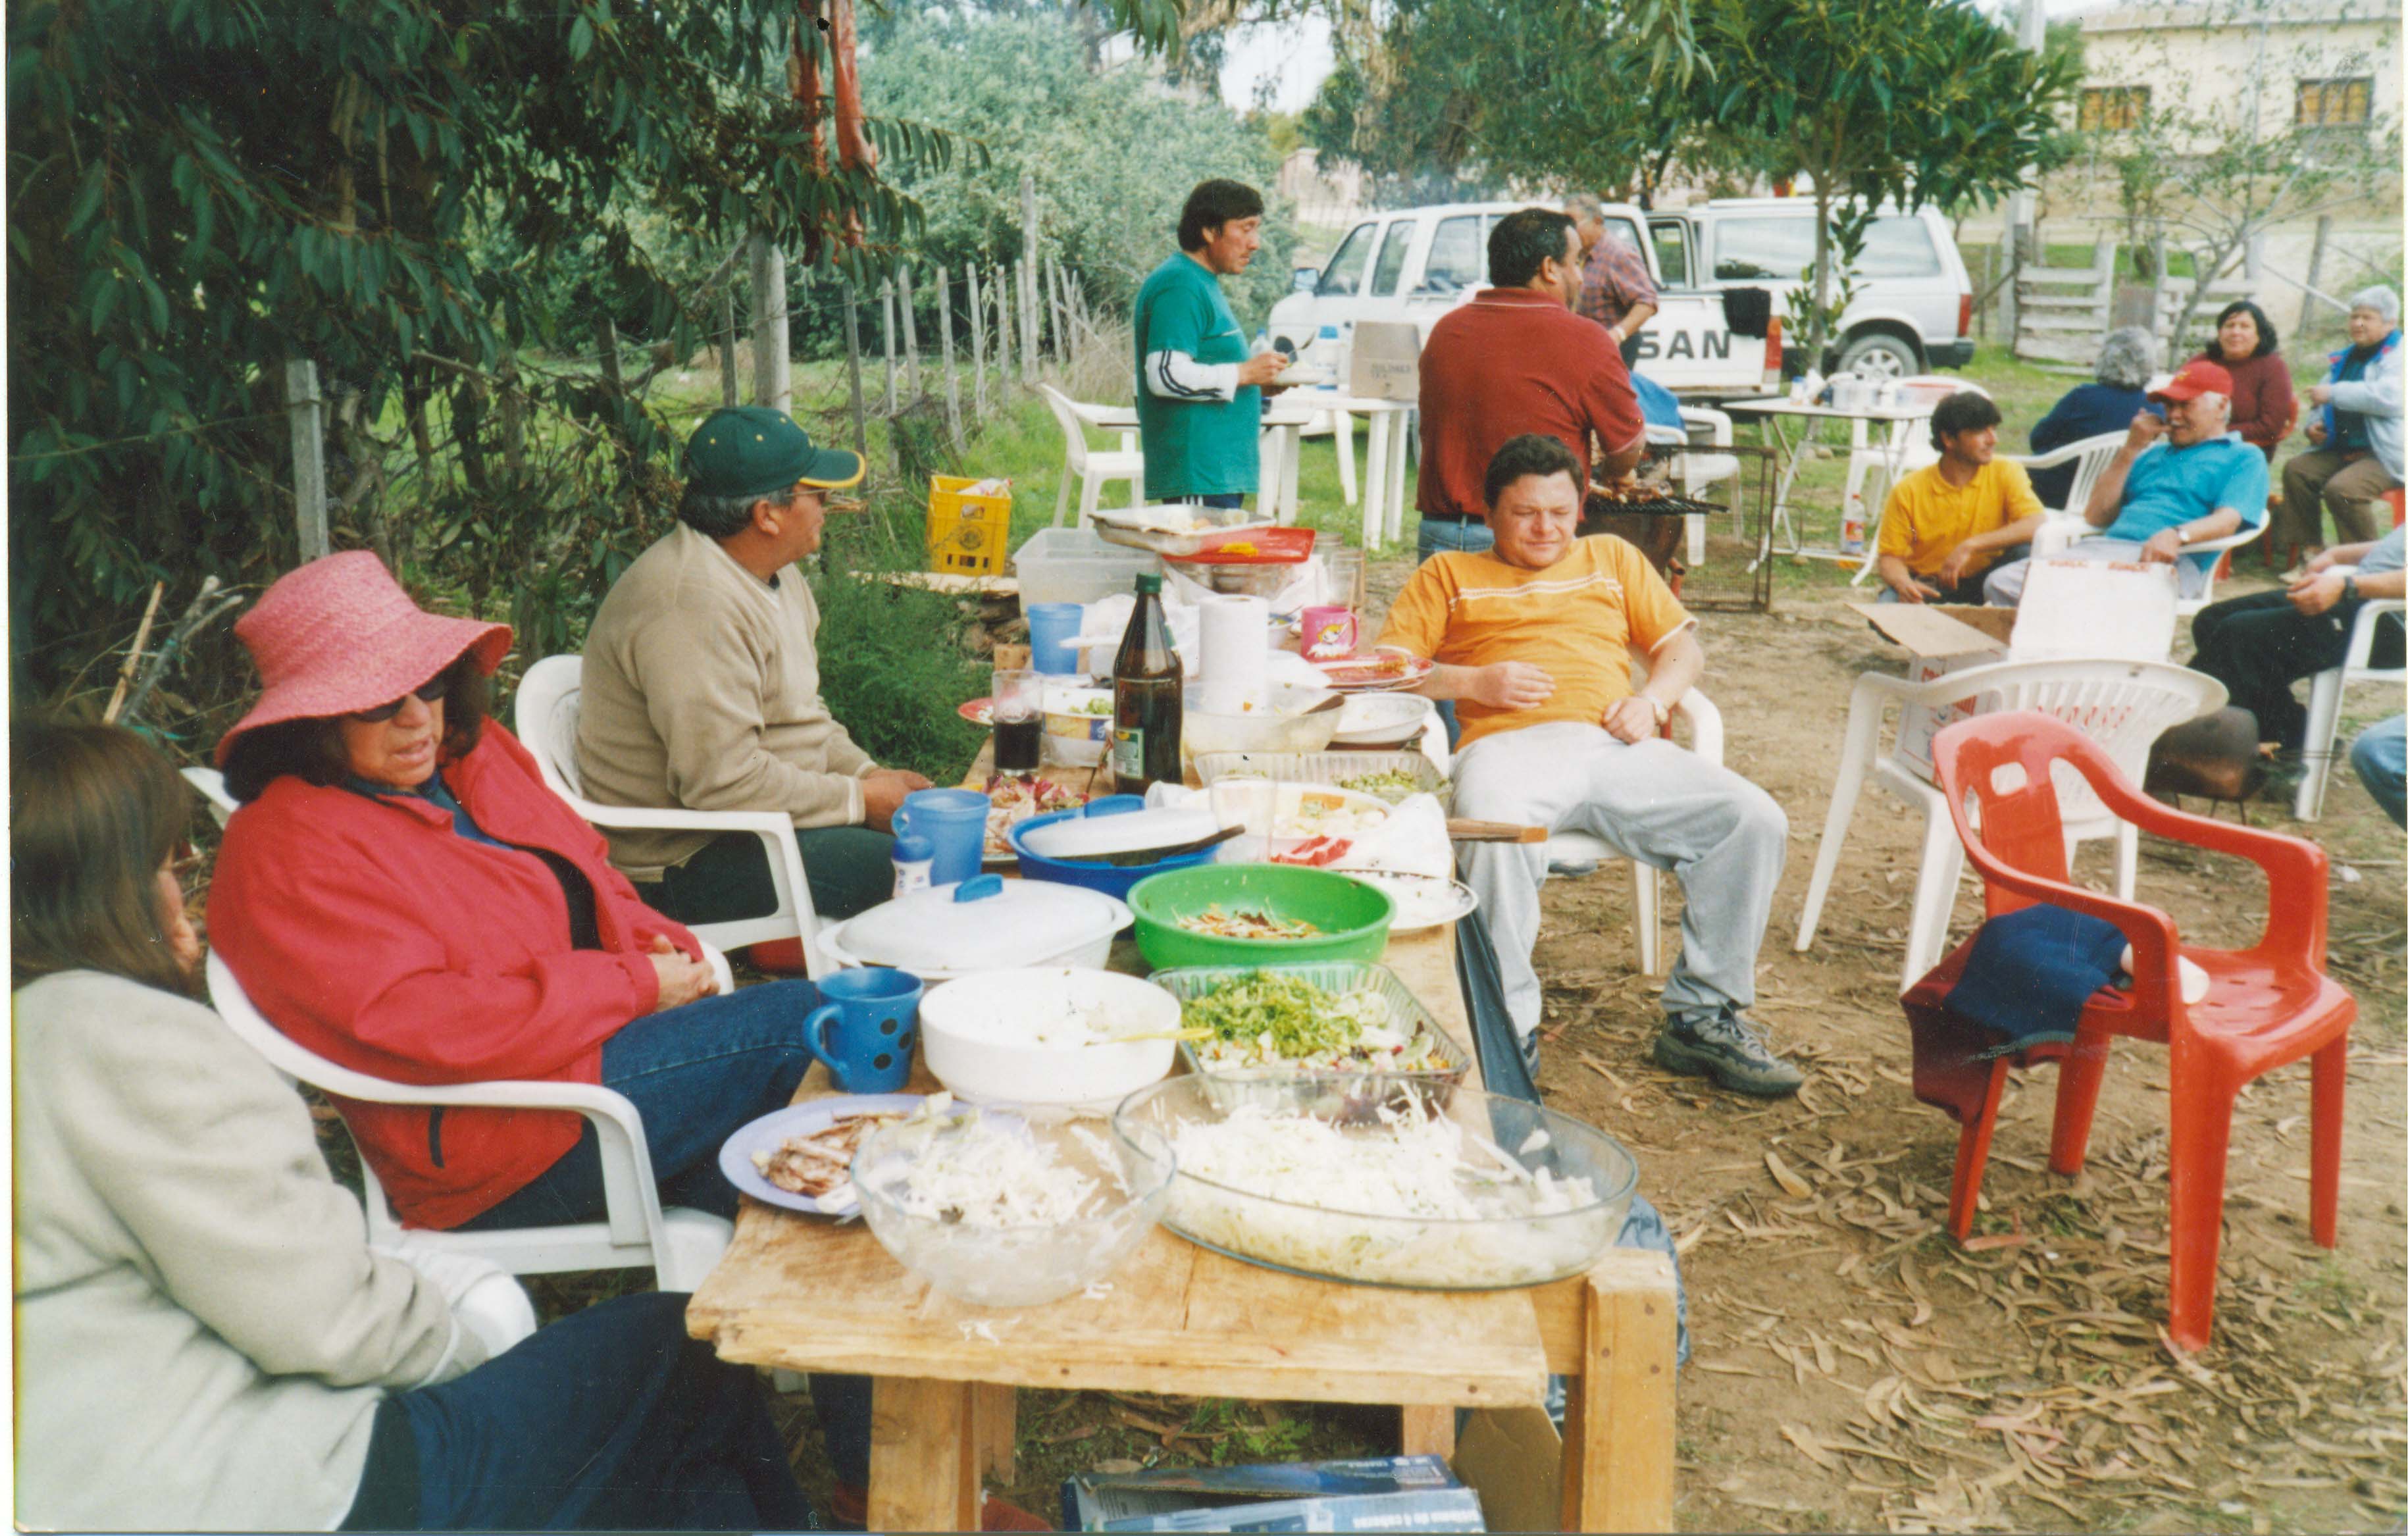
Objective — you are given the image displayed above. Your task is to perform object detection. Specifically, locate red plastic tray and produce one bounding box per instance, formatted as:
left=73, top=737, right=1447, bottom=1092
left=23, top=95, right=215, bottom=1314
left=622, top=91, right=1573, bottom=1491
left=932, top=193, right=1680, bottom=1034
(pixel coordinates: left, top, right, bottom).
left=1162, top=526, right=1318, bottom=566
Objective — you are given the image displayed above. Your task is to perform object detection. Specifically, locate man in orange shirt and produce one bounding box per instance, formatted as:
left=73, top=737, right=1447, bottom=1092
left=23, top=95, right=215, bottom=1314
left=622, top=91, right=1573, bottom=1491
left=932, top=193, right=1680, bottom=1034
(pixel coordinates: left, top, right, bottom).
left=1379, top=434, right=1799, bottom=1095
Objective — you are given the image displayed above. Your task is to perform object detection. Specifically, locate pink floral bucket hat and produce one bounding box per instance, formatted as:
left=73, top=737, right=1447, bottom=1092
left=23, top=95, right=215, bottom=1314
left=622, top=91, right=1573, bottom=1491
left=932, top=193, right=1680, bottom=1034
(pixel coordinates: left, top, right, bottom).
left=215, top=551, right=512, bottom=765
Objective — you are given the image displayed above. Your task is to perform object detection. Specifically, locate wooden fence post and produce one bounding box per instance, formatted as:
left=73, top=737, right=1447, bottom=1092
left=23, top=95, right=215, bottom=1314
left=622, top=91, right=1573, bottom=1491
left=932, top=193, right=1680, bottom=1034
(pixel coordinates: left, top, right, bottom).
left=882, top=280, right=898, bottom=415
left=967, top=262, right=988, bottom=419
left=285, top=359, right=329, bottom=563
left=898, top=263, right=923, bottom=400
left=719, top=290, right=740, bottom=407
left=995, top=263, right=1015, bottom=383
left=1999, top=226, right=2024, bottom=355
left=936, top=263, right=964, bottom=453
left=1019, top=173, right=1042, bottom=377
left=842, top=281, right=869, bottom=457
left=1047, top=257, right=1070, bottom=365
left=2299, top=214, right=2332, bottom=333
left=748, top=230, right=792, bottom=413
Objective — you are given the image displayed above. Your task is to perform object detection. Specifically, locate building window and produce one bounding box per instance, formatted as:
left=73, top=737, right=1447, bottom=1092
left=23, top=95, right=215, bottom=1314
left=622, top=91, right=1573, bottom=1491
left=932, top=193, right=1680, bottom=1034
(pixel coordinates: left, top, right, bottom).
left=2079, top=86, right=2150, bottom=130
left=2296, top=77, right=2372, bottom=127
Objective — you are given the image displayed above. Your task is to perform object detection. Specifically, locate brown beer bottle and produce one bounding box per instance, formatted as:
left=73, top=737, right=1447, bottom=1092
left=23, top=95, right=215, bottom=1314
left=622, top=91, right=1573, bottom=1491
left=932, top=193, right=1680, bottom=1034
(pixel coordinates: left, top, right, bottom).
left=1111, top=573, right=1183, bottom=796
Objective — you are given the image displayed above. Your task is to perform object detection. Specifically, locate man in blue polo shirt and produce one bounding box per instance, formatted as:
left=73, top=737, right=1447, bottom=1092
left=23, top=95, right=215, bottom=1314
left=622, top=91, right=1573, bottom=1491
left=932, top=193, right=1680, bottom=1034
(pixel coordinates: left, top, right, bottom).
left=1984, top=358, right=2269, bottom=605
left=1134, top=179, right=1284, bottom=507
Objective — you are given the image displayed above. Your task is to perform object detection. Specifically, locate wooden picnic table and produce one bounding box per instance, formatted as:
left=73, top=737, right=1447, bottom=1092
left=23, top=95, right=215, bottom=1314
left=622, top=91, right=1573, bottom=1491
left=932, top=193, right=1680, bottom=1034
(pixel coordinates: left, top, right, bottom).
left=684, top=746, right=1676, bottom=1532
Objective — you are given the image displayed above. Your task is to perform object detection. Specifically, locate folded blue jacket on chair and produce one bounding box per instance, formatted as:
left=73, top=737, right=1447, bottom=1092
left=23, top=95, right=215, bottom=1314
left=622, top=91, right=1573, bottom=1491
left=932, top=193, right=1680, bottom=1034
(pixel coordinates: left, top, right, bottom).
left=1943, top=904, right=2129, bottom=1060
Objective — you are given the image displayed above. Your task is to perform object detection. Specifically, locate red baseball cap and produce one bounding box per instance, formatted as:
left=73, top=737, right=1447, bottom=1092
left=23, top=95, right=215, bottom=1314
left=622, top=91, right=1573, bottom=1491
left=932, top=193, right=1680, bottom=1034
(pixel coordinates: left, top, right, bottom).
left=2149, top=359, right=2234, bottom=401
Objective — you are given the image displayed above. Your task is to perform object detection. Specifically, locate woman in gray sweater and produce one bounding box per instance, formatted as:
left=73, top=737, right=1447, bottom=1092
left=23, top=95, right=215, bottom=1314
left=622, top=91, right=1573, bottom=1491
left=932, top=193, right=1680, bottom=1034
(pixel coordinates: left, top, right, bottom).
left=11, top=721, right=812, bottom=1531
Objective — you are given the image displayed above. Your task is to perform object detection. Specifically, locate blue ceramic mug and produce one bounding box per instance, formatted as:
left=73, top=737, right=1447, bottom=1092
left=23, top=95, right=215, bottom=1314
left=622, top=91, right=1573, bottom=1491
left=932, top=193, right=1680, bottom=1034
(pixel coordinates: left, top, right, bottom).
left=890, top=787, right=989, bottom=886
left=804, top=968, right=923, bottom=1094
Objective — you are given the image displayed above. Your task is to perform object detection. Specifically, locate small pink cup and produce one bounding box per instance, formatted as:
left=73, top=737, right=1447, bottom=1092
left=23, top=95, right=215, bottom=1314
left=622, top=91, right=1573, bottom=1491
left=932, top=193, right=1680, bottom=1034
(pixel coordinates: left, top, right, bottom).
left=1300, top=605, right=1358, bottom=661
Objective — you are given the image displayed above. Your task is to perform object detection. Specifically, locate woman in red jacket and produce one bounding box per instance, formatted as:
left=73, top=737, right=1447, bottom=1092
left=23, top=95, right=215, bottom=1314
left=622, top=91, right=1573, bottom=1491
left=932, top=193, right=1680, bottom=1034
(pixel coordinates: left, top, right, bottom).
left=207, top=551, right=824, bottom=1235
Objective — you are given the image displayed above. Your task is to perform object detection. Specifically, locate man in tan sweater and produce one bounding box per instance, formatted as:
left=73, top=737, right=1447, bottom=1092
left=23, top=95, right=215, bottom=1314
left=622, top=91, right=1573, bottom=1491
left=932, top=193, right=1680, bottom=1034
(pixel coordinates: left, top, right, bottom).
left=578, top=407, right=930, bottom=932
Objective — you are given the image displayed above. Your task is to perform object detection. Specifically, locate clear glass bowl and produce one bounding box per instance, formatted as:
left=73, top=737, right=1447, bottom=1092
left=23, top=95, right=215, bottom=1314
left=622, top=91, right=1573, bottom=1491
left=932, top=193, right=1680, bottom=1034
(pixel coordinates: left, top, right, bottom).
left=852, top=1110, right=1175, bottom=1308
left=1112, top=1073, right=1637, bottom=1291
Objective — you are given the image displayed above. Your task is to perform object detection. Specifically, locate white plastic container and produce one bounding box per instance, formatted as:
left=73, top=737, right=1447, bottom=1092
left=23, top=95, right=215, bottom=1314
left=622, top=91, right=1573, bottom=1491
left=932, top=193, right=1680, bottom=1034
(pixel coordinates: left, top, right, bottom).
left=1013, top=528, right=1163, bottom=609
left=815, top=875, right=1131, bottom=980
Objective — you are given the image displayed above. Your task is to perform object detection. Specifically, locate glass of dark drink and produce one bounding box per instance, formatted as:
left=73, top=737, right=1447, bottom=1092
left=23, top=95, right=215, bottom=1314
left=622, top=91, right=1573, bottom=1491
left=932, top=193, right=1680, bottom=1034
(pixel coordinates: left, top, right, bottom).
left=992, top=667, right=1042, bottom=776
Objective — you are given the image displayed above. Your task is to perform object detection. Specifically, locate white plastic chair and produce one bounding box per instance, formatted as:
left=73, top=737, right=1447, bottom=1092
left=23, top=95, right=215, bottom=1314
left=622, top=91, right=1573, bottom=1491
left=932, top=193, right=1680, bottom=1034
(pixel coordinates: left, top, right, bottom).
left=1036, top=384, right=1144, bottom=529
left=182, top=765, right=238, bottom=828
left=206, top=948, right=735, bottom=1292
left=515, top=655, right=827, bottom=975
left=1670, top=407, right=1740, bottom=567
left=1793, top=657, right=2225, bottom=989
left=2005, top=430, right=2128, bottom=520
left=1541, top=690, right=1724, bottom=977
left=2295, top=580, right=2407, bottom=820
left=2030, top=511, right=2266, bottom=618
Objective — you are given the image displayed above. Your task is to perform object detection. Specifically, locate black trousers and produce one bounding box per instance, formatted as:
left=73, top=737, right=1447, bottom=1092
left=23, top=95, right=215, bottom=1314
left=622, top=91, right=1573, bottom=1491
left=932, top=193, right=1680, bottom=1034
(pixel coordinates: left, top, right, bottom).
left=2190, top=590, right=2405, bottom=748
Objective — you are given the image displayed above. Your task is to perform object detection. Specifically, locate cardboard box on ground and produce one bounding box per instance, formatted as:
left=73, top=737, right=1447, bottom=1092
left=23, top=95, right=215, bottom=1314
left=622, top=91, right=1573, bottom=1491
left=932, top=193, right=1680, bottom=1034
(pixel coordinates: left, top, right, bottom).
left=1062, top=1454, right=1483, bottom=1531
left=1850, top=558, right=2180, bottom=777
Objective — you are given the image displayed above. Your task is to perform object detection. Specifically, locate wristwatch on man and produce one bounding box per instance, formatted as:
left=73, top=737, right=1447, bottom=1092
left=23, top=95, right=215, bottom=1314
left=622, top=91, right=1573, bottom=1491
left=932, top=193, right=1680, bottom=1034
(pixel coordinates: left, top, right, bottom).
left=2343, top=576, right=2363, bottom=605
left=2176, top=524, right=2195, bottom=546
left=1642, top=694, right=1671, bottom=727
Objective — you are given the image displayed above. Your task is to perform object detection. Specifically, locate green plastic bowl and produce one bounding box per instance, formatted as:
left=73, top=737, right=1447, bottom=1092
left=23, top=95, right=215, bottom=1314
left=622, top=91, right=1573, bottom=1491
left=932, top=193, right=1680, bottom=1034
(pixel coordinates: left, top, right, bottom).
left=1127, top=863, right=1395, bottom=970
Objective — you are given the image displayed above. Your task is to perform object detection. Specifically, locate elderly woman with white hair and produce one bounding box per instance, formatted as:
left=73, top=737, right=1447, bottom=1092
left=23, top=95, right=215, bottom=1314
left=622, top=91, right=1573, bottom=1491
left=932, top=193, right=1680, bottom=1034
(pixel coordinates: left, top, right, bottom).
left=2276, top=285, right=2403, bottom=557
left=2025, top=324, right=2159, bottom=509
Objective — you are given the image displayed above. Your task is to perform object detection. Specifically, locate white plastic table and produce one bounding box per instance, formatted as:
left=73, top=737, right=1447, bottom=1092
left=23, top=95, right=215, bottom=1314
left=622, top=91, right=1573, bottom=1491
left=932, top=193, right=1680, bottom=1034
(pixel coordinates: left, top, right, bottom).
left=1280, top=388, right=1416, bottom=551
left=1067, top=400, right=1320, bottom=526
left=1721, top=396, right=1937, bottom=585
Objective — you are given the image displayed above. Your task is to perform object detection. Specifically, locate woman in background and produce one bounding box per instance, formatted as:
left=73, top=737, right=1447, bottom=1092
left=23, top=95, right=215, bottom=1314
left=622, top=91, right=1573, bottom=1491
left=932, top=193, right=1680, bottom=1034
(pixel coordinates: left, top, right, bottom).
left=11, top=720, right=811, bottom=1531
left=2026, top=325, right=2158, bottom=510
left=2198, top=299, right=2295, bottom=463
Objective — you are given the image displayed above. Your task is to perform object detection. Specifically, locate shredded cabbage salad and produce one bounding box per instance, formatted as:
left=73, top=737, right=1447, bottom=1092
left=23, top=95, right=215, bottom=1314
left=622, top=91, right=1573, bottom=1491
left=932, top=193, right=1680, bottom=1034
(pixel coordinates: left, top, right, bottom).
left=1160, top=1095, right=1613, bottom=1287
left=869, top=1098, right=1106, bottom=1229
left=1184, top=971, right=1454, bottom=1073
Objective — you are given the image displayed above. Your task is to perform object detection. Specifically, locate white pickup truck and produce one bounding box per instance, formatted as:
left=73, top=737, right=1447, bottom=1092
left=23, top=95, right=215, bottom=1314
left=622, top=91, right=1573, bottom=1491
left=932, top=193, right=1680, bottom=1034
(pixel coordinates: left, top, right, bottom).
left=1266, top=197, right=1976, bottom=394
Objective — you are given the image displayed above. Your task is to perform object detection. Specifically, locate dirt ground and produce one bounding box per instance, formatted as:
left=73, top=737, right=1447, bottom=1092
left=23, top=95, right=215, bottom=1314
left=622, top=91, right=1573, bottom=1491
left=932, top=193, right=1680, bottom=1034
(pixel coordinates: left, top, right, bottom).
left=1518, top=572, right=2408, bottom=1535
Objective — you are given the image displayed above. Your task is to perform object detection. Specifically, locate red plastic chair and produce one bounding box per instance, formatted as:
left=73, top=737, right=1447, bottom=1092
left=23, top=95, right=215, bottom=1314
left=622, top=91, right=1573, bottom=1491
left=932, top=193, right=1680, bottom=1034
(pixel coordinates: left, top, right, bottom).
left=1908, top=711, right=2354, bottom=1352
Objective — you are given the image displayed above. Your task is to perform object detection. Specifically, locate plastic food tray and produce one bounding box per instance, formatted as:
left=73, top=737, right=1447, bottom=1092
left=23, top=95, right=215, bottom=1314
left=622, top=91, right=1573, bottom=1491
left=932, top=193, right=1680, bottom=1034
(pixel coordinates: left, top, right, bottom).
left=1192, top=751, right=1449, bottom=802
left=1091, top=504, right=1281, bottom=558
left=1149, top=961, right=1471, bottom=1088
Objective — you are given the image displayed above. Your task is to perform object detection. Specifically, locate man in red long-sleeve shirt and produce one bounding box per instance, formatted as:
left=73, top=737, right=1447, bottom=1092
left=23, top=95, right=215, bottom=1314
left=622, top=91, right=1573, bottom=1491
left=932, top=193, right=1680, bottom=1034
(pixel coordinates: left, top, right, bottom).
left=1414, top=207, right=1648, bottom=566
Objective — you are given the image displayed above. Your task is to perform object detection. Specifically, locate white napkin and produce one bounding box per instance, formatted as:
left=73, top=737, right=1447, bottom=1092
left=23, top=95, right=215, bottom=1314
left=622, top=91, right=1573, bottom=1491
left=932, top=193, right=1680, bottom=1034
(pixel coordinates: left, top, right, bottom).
left=1325, top=793, right=1452, bottom=879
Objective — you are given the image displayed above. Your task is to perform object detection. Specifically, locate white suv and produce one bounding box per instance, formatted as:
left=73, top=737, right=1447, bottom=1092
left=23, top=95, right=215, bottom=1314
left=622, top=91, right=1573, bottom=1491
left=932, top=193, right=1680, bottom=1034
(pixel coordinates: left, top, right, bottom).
left=1651, top=199, right=1976, bottom=379
left=1266, top=200, right=1774, bottom=397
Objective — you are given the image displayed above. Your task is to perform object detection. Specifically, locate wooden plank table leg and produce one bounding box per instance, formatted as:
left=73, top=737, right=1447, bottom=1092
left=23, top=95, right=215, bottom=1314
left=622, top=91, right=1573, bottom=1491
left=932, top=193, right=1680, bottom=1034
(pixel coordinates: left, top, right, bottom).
left=1399, top=1404, right=1457, bottom=1462
left=1558, top=1253, right=1677, bottom=1533
left=871, top=1376, right=980, bottom=1533
left=975, top=1381, right=1018, bottom=1483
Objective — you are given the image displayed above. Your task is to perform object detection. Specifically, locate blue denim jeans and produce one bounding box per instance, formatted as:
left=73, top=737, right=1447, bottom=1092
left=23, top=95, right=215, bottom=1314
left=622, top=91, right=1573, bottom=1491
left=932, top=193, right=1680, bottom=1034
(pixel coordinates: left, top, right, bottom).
left=1415, top=517, right=1494, bottom=748
left=2351, top=714, right=2407, bottom=828
left=356, top=1291, right=813, bottom=1531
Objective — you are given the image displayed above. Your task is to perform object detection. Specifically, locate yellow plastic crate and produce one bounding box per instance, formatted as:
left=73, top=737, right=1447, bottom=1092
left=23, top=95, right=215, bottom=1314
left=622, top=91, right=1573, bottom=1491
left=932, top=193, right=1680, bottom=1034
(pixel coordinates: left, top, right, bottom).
left=926, top=474, right=1012, bottom=575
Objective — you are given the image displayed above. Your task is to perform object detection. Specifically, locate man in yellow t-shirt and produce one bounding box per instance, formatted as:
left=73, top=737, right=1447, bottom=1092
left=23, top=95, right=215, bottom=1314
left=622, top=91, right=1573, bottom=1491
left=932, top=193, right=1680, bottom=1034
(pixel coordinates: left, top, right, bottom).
left=1379, top=434, right=1799, bottom=1096
left=1876, top=391, right=2047, bottom=605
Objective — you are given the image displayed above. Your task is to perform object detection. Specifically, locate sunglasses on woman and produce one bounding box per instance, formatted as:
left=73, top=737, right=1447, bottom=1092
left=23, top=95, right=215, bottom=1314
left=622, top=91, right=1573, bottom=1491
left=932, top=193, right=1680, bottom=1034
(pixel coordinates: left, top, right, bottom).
left=350, top=676, right=448, bottom=723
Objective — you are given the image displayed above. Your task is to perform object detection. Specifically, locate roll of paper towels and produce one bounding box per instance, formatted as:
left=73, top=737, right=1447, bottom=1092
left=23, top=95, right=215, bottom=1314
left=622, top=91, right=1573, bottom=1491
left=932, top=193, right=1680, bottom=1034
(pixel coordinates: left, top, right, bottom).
left=1196, top=594, right=1270, bottom=716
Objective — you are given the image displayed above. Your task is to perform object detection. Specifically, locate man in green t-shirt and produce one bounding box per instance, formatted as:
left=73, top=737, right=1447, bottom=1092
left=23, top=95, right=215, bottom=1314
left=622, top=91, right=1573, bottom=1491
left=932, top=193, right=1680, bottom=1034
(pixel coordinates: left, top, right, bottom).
left=1133, top=178, right=1283, bottom=506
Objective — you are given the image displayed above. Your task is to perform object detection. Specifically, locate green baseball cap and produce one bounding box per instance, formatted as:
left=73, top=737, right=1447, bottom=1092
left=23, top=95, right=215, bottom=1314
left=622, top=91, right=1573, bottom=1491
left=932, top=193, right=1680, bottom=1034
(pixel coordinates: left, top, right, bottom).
left=682, top=406, right=864, bottom=500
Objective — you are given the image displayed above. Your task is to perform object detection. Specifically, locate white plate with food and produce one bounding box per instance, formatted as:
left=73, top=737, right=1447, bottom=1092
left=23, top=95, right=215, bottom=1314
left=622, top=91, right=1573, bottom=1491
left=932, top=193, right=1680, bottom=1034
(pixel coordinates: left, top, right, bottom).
left=981, top=773, right=1088, bottom=864
left=719, top=1095, right=927, bottom=1216
left=1310, top=648, right=1437, bottom=694
left=1342, top=871, right=1478, bottom=933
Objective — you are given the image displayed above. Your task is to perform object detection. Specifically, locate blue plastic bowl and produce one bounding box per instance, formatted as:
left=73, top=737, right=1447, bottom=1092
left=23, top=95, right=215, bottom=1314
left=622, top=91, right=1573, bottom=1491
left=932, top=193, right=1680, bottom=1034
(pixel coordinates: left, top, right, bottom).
left=1006, top=794, right=1222, bottom=903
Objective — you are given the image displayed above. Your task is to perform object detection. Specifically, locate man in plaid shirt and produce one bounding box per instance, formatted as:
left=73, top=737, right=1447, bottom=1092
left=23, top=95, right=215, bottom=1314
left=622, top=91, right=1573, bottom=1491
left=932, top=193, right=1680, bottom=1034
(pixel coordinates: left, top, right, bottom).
left=1566, top=193, right=1659, bottom=367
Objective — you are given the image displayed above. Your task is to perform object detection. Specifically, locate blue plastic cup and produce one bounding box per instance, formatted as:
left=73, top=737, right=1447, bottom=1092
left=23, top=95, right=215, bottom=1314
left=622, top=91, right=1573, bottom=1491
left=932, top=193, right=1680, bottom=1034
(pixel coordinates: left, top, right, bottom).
left=890, top=787, right=988, bottom=886
left=805, top=968, right=923, bottom=1093
left=1027, top=603, right=1085, bottom=675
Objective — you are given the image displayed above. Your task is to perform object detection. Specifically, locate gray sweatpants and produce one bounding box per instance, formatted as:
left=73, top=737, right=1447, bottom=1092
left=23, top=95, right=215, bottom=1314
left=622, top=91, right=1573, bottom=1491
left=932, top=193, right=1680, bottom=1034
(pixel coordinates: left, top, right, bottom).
left=1451, top=721, right=1789, bottom=1038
